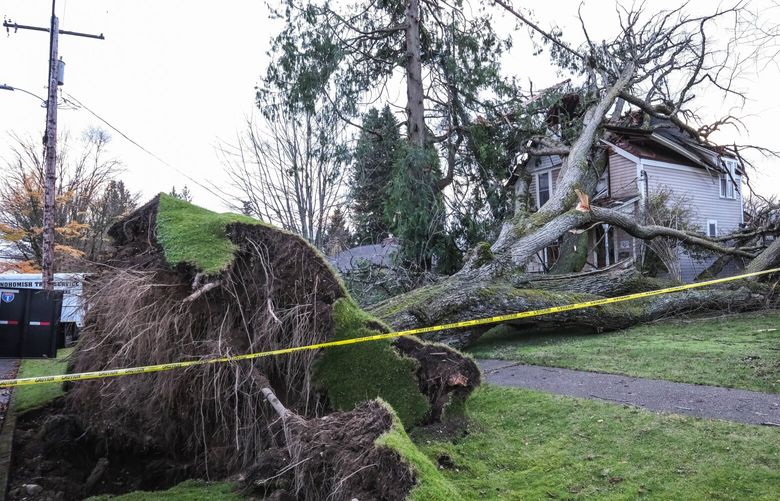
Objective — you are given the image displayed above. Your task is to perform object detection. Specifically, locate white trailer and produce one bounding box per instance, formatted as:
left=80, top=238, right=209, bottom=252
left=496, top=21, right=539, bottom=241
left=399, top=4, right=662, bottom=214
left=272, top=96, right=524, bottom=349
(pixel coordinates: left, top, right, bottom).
left=0, top=273, right=85, bottom=340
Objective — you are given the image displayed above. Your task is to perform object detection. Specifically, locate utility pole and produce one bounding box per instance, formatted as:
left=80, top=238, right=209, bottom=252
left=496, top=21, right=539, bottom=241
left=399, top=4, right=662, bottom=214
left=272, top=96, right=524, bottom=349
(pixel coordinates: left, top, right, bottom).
left=42, top=6, right=59, bottom=291
left=4, top=1, right=104, bottom=290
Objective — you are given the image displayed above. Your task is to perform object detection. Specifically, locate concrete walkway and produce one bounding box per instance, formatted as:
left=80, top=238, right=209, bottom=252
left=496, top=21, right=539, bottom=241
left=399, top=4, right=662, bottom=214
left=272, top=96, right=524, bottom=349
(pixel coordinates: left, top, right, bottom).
left=0, top=360, right=17, bottom=415
left=479, top=359, right=780, bottom=426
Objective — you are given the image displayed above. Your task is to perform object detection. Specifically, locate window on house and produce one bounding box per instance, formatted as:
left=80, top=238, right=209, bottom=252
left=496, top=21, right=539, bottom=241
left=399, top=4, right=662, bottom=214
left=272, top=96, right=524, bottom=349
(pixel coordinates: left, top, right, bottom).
left=537, top=171, right=551, bottom=207
left=720, top=160, right=738, bottom=199
left=544, top=243, right=560, bottom=268
left=593, top=225, right=616, bottom=268
left=707, top=220, right=718, bottom=238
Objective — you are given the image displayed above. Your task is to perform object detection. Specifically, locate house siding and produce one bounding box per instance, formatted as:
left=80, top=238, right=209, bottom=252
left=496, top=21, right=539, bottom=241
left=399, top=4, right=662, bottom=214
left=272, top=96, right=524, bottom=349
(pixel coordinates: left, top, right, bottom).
left=608, top=153, right=638, bottom=198
left=512, top=151, right=744, bottom=281
left=643, top=162, right=743, bottom=281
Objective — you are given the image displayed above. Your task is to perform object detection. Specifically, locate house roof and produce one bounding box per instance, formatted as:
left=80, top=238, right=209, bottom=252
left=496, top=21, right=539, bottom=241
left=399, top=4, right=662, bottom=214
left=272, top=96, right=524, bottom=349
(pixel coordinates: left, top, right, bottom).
left=604, top=115, right=738, bottom=173
left=507, top=113, right=739, bottom=188
left=607, top=134, right=700, bottom=167
left=329, top=243, right=399, bottom=273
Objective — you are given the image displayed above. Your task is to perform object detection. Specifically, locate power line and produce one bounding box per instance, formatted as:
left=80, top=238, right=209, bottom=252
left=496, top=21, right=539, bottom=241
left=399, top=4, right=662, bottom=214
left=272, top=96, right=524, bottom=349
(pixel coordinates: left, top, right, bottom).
left=60, top=92, right=237, bottom=208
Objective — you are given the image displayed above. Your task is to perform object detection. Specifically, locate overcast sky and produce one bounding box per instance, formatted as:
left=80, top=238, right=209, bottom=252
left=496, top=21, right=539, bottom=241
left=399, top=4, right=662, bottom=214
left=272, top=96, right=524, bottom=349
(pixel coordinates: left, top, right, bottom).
left=1, top=0, right=779, bottom=212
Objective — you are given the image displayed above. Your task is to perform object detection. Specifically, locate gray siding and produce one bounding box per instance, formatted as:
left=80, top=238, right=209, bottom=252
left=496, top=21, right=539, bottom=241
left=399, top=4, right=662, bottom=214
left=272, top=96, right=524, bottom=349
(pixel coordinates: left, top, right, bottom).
left=609, top=153, right=638, bottom=198
left=644, top=162, right=743, bottom=281
left=514, top=151, right=745, bottom=282
left=526, top=253, right=546, bottom=273
left=644, top=163, right=742, bottom=234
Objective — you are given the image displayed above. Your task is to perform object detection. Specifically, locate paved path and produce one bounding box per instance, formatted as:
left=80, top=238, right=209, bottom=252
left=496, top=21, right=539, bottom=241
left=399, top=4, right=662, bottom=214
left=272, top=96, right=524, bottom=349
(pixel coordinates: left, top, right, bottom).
left=0, top=359, right=18, bottom=429
left=479, top=359, right=780, bottom=426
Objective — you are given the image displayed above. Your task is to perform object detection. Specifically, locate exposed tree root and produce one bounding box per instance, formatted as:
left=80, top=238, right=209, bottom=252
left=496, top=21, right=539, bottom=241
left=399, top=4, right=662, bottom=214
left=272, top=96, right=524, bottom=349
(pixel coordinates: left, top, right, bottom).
left=243, top=398, right=417, bottom=501
left=64, top=196, right=473, bottom=498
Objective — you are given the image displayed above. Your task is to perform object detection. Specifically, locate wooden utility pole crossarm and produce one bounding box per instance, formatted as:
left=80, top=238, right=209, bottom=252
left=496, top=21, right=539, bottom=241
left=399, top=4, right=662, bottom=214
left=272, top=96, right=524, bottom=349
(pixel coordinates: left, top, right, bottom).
left=2, top=21, right=105, bottom=40
left=6, top=0, right=104, bottom=290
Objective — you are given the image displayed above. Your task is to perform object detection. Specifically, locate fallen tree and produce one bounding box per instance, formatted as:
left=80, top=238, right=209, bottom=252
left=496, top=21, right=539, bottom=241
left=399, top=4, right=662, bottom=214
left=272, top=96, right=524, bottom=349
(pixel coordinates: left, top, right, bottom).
left=63, top=194, right=474, bottom=499
left=365, top=3, right=780, bottom=348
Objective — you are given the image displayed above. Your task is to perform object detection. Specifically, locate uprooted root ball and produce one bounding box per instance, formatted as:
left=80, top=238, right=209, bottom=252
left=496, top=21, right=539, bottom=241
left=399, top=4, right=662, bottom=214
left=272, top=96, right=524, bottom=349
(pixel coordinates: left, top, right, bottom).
left=66, top=195, right=478, bottom=492
left=244, top=400, right=424, bottom=500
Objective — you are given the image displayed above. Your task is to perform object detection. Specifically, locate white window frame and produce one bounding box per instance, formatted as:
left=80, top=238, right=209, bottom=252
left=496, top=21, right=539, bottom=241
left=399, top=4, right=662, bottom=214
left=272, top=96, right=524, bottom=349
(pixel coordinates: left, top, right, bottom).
left=720, top=160, right=738, bottom=200
left=707, top=219, right=718, bottom=238
left=536, top=170, right=552, bottom=208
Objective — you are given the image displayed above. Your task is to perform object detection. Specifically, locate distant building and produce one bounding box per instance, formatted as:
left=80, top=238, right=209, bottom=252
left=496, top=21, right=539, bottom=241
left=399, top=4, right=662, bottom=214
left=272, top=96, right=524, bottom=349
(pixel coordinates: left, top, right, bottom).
left=329, top=238, right=399, bottom=273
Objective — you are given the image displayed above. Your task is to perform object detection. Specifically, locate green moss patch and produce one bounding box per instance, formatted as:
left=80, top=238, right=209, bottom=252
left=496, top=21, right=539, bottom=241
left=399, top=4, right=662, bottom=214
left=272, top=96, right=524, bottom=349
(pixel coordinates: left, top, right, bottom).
left=155, top=193, right=264, bottom=274
left=471, top=242, right=494, bottom=268
left=376, top=403, right=463, bottom=501
left=315, top=298, right=430, bottom=426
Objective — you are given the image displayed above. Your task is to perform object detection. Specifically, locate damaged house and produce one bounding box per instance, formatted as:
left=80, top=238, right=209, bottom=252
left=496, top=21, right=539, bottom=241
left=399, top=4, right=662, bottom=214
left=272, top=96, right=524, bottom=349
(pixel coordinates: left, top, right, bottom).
left=508, top=113, right=745, bottom=282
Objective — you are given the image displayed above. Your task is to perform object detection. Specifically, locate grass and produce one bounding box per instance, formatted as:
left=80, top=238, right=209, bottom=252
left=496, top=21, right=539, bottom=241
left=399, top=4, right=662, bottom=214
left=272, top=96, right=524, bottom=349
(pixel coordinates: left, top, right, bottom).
left=376, top=401, right=463, bottom=500
left=155, top=193, right=264, bottom=274
left=414, top=385, right=780, bottom=500
left=468, top=311, right=780, bottom=393
left=85, top=480, right=240, bottom=501
left=14, top=347, right=73, bottom=413
left=82, top=386, right=780, bottom=500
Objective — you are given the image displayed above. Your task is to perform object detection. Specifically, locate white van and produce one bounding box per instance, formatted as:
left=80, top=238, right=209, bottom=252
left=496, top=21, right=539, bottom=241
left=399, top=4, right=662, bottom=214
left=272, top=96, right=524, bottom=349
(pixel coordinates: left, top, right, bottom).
left=0, top=273, right=85, bottom=341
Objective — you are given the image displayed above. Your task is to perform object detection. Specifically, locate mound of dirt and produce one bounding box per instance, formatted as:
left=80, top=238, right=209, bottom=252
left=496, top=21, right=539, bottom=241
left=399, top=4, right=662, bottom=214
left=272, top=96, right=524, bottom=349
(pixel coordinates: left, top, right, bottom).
left=7, top=399, right=193, bottom=501
left=60, top=194, right=475, bottom=498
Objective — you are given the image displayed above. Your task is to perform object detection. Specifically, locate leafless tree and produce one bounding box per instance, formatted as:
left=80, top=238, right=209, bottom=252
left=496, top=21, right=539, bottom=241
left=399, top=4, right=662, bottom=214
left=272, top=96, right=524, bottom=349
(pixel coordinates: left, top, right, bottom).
left=219, top=110, right=350, bottom=250
left=0, top=128, right=135, bottom=268
left=643, top=189, right=699, bottom=281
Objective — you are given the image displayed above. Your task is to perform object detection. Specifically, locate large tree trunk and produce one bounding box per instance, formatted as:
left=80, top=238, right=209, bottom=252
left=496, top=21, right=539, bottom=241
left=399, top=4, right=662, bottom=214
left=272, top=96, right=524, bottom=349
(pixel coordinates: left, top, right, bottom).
left=404, top=0, right=425, bottom=147
left=370, top=260, right=774, bottom=349
left=747, top=237, right=780, bottom=273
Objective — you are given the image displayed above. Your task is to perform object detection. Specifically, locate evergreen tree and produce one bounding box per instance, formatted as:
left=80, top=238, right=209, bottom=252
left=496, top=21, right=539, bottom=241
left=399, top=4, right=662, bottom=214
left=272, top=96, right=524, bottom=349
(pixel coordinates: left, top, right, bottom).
left=385, top=145, right=446, bottom=271
left=263, top=0, right=519, bottom=272
left=350, top=106, right=401, bottom=244
left=322, top=207, right=351, bottom=256
left=85, top=180, right=139, bottom=259
left=169, top=185, right=192, bottom=202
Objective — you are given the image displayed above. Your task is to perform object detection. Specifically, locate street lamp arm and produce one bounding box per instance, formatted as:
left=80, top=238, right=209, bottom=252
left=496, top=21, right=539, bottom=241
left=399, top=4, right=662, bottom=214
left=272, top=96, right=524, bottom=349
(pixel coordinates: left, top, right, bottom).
left=0, top=84, right=47, bottom=104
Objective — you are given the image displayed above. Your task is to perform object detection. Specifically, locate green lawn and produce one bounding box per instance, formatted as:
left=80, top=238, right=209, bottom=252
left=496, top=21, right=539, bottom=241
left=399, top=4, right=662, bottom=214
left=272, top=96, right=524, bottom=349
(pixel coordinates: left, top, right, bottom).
left=467, top=311, right=780, bottom=393
left=14, top=347, right=74, bottom=413
left=83, top=386, right=780, bottom=500
left=86, top=480, right=240, bottom=501
left=415, top=385, right=780, bottom=500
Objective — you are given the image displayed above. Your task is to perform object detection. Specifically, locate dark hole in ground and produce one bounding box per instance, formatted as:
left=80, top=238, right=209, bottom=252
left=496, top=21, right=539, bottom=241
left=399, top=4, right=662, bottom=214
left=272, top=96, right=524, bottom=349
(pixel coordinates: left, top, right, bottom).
left=8, top=398, right=198, bottom=501
left=436, top=454, right=455, bottom=470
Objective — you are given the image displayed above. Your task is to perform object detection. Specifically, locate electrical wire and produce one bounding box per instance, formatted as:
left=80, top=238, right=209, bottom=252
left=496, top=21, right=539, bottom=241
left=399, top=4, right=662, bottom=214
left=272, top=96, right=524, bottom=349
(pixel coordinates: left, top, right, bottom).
left=60, top=92, right=236, bottom=208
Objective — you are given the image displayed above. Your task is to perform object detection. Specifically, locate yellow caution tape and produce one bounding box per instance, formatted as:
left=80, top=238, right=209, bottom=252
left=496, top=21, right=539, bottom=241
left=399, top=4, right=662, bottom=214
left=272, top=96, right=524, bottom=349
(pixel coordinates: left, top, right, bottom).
left=1, top=267, right=778, bottom=388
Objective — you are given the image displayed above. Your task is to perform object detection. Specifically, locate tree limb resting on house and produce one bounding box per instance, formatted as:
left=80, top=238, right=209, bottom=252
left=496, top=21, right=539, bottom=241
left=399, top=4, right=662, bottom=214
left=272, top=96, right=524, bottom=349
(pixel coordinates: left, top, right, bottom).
left=369, top=2, right=780, bottom=348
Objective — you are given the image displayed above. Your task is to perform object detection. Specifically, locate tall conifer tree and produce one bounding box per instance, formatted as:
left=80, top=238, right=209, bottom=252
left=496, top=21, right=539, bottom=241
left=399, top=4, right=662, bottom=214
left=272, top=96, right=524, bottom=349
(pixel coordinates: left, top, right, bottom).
left=350, top=106, right=401, bottom=244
